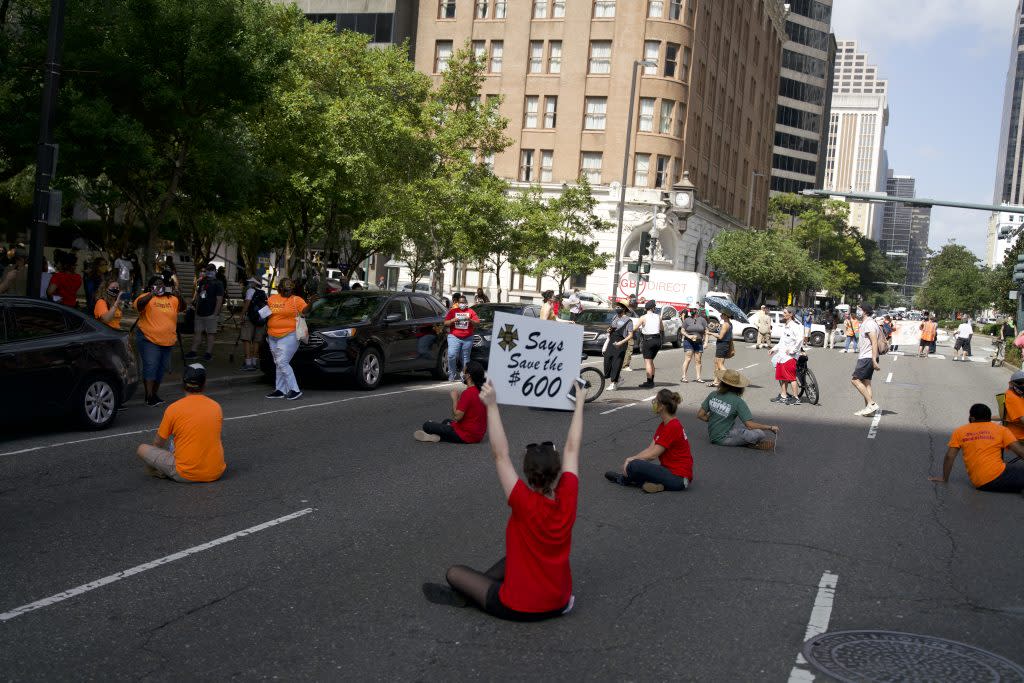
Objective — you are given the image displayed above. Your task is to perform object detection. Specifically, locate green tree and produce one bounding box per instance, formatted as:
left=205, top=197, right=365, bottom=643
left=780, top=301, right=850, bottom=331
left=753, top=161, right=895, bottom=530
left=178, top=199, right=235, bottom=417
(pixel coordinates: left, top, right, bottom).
left=707, top=228, right=823, bottom=302
left=990, top=233, right=1024, bottom=316
left=915, top=244, right=990, bottom=315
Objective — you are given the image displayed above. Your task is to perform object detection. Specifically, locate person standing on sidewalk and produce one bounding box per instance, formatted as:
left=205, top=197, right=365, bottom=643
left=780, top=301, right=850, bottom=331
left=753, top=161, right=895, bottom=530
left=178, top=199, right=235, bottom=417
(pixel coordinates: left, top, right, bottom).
left=187, top=265, right=224, bottom=361
left=753, top=305, right=772, bottom=349
left=637, top=300, right=664, bottom=388
left=265, top=277, right=315, bottom=401
left=603, top=304, right=634, bottom=391
left=239, top=276, right=268, bottom=371
left=680, top=309, right=707, bottom=383
left=93, top=278, right=123, bottom=330
left=843, top=312, right=859, bottom=353
left=918, top=311, right=937, bottom=358
left=851, top=303, right=882, bottom=417
left=953, top=317, right=973, bottom=362
left=444, top=294, right=479, bottom=381
left=769, top=307, right=804, bottom=405
left=135, top=275, right=184, bottom=406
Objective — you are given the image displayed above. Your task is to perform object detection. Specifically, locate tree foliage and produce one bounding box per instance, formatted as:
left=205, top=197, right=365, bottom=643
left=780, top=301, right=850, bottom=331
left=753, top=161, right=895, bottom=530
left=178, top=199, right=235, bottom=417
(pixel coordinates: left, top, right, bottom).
left=707, top=228, right=822, bottom=301
left=915, top=244, right=990, bottom=315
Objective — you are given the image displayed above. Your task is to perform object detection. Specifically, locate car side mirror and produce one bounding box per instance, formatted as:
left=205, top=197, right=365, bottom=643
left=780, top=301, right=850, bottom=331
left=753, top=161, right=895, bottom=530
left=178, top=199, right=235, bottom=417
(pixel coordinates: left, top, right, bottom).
left=385, top=313, right=403, bottom=323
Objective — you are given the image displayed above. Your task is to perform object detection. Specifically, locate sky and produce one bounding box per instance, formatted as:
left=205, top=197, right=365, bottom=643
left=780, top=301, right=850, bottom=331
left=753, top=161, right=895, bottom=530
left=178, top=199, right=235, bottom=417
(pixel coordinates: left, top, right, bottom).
left=830, top=0, right=1019, bottom=259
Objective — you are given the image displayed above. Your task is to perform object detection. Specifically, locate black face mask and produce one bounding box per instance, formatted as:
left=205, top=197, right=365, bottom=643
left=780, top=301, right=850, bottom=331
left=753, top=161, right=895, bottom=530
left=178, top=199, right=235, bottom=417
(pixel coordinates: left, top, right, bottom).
left=106, top=288, right=120, bottom=297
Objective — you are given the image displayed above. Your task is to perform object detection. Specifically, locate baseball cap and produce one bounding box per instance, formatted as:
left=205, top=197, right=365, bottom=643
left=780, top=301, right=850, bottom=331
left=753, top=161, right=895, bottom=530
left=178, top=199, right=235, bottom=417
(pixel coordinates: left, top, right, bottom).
left=183, top=363, right=207, bottom=390
left=1011, top=370, right=1024, bottom=384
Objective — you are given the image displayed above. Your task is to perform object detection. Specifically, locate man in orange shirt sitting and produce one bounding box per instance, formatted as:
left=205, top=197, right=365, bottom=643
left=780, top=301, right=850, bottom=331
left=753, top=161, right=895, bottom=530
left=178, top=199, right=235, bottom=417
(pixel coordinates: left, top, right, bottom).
left=1000, top=371, right=1024, bottom=446
left=136, top=364, right=226, bottom=483
left=929, top=403, right=1024, bottom=493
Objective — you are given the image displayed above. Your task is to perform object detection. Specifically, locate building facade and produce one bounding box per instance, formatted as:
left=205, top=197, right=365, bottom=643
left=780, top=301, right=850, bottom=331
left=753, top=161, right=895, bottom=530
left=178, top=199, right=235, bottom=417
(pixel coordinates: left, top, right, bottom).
left=274, top=0, right=420, bottom=51
left=823, top=41, right=889, bottom=240
left=880, top=172, right=930, bottom=296
left=770, top=0, right=836, bottom=195
left=993, top=0, right=1024, bottom=206
left=412, top=0, right=786, bottom=302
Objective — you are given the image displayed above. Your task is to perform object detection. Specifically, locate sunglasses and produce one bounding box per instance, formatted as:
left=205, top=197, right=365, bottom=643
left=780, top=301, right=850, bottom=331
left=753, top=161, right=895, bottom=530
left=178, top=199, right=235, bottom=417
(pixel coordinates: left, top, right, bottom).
left=526, top=441, right=555, bottom=451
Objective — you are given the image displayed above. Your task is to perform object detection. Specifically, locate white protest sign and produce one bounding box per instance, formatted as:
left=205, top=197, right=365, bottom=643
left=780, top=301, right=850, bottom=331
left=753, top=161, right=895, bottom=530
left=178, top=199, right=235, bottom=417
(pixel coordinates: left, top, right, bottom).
left=486, top=312, right=584, bottom=410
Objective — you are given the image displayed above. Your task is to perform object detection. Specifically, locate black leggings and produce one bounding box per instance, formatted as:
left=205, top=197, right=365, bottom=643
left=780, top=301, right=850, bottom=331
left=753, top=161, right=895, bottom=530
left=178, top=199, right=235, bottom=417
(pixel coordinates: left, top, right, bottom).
left=445, top=558, right=569, bottom=622
left=422, top=419, right=465, bottom=443
left=603, top=347, right=626, bottom=383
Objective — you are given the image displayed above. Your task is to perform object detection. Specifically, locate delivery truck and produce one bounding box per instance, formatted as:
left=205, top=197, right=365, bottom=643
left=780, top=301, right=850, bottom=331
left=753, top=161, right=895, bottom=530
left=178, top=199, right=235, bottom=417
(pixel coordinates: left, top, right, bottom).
left=616, top=270, right=710, bottom=310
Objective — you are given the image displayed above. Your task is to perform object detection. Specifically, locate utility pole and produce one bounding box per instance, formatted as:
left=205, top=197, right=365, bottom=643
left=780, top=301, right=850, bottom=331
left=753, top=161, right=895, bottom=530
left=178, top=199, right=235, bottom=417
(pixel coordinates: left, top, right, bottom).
left=27, top=0, right=67, bottom=297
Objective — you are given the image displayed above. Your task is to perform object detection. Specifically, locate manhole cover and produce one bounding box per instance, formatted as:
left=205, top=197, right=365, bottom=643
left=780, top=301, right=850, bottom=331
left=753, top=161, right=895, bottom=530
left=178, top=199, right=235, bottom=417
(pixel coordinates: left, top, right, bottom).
left=802, top=630, right=1024, bottom=683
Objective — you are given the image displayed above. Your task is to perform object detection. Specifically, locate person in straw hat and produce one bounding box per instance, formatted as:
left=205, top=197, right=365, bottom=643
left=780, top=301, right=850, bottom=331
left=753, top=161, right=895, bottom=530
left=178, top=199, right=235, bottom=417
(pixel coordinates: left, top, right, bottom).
left=697, top=369, right=779, bottom=451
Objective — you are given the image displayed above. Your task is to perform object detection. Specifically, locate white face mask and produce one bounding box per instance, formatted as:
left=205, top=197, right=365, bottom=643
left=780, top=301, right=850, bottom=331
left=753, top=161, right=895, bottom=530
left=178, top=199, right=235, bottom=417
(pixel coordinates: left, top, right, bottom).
left=856, top=309, right=864, bottom=318
left=459, top=303, right=468, bottom=310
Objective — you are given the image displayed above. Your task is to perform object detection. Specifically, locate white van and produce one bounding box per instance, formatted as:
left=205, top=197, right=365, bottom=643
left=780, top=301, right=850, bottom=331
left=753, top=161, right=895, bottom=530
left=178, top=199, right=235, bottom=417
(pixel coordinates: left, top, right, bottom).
left=617, top=270, right=709, bottom=310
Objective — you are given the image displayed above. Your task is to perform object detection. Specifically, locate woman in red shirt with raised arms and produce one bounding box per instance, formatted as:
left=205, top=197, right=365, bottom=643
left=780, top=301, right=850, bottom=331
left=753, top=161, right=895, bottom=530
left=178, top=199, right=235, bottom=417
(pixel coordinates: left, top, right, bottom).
left=423, top=378, right=586, bottom=621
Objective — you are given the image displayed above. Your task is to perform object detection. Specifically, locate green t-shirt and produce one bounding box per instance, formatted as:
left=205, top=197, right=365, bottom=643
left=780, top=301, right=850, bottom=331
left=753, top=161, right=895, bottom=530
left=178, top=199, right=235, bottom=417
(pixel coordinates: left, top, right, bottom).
left=700, top=391, right=753, bottom=444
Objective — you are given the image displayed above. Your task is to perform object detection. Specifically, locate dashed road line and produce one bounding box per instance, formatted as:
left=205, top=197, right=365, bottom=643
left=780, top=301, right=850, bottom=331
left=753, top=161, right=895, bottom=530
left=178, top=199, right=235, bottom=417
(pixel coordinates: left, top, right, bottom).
left=0, top=508, right=314, bottom=622
left=885, top=372, right=893, bottom=384
left=740, top=363, right=760, bottom=370
left=788, top=571, right=839, bottom=683
left=867, top=413, right=882, bottom=439
left=599, top=402, right=639, bottom=415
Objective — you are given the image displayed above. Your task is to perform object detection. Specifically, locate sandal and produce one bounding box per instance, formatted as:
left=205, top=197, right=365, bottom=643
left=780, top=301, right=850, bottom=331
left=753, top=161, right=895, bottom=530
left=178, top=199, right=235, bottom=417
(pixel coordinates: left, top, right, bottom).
left=681, top=378, right=690, bottom=383
left=695, top=378, right=706, bottom=383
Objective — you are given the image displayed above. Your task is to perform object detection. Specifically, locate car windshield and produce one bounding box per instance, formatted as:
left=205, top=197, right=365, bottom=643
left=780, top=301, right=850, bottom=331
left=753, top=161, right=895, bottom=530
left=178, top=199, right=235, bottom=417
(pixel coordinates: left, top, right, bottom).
left=310, top=294, right=388, bottom=324
left=705, top=297, right=749, bottom=324
left=472, top=305, right=524, bottom=323
left=576, top=309, right=618, bottom=325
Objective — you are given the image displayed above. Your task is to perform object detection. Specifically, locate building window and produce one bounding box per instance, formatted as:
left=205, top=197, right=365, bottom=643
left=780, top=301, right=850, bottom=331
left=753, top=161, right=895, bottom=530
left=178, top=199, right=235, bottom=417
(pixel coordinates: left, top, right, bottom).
left=439, top=0, right=456, bottom=19
left=664, top=43, right=679, bottom=77
left=553, top=0, right=565, bottom=17
left=659, top=100, right=674, bottom=134
left=475, top=0, right=488, bottom=18
left=541, top=150, right=554, bottom=182
left=521, top=149, right=536, bottom=182
left=581, top=152, right=603, bottom=184
left=669, top=0, right=683, bottom=19
left=638, top=98, right=655, bottom=132
left=523, top=96, right=539, bottom=129
left=648, top=0, right=663, bottom=18
left=685, top=0, right=694, bottom=23
left=588, top=41, right=612, bottom=74
left=584, top=97, right=607, bottom=130
left=544, top=96, right=557, bottom=128
left=594, top=0, right=615, bottom=18
left=489, top=41, right=503, bottom=73
left=548, top=41, right=562, bottom=73
left=435, top=41, right=453, bottom=72
left=634, top=153, right=651, bottom=186
left=483, top=153, right=495, bottom=172
left=529, top=41, right=544, bottom=73
left=533, top=0, right=547, bottom=18
left=472, top=40, right=486, bottom=62
left=495, top=0, right=507, bottom=17
left=643, top=41, right=659, bottom=75
left=655, top=155, right=669, bottom=188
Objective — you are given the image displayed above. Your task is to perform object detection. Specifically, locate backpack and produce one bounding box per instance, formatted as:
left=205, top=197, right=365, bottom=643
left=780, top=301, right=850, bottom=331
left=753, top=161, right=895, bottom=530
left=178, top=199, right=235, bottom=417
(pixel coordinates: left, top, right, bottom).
left=876, top=327, right=890, bottom=356
left=247, top=288, right=268, bottom=326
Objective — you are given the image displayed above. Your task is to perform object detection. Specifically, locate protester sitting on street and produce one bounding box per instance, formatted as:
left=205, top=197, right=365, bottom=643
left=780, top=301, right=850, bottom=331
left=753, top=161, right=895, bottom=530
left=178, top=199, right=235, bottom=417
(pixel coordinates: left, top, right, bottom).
left=999, top=371, right=1024, bottom=444
left=680, top=309, right=707, bottom=383
left=187, top=264, right=224, bottom=362
left=47, top=252, right=82, bottom=308
left=444, top=294, right=479, bottom=381
left=919, top=311, right=937, bottom=358
left=93, top=278, right=123, bottom=330
left=136, top=363, right=226, bottom=483
left=708, top=311, right=733, bottom=387
left=239, top=276, right=268, bottom=371
left=605, top=389, right=693, bottom=493
left=603, top=303, right=634, bottom=391
left=638, top=300, right=664, bottom=388
left=135, top=275, right=184, bottom=407
left=422, top=378, right=584, bottom=621
left=415, top=361, right=487, bottom=444
left=265, top=277, right=315, bottom=401
left=770, top=307, right=804, bottom=406
left=953, top=317, right=973, bottom=361
left=697, top=370, right=778, bottom=450
left=929, top=403, right=1024, bottom=494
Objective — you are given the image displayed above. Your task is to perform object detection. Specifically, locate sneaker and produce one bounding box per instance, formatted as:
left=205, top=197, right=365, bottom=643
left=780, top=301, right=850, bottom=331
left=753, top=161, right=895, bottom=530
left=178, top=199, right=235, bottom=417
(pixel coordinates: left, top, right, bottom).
left=185, top=351, right=198, bottom=359
left=286, top=390, right=303, bottom=401
left=864, top=402, right=880, bottom=416
left=770, top=395, right=786, bottom=403
left=266, top=390, right=286, bottom=399
left=607, top=382, right=617, bottom=391
left=203, top=353, right=213, bottom=361
left=854, top=405, right=872, bottom=416
left=749, top=440, right=775, bottom=451
left=622, top=366, right=634, bottom=372
left=561, top=594, right=576, bottom=615
left=421, top=582, right=468, bottom=608
left=604, top=470, right=626, bottom=485
left=415, top=430, right=441, bottom=443
left=640, top=379, right=654, bottom=388
left=146, top=396, right=165, bottom=407
left=786, top=396, right=801, bottom=406
left=641, top=482, right=665, bottom=494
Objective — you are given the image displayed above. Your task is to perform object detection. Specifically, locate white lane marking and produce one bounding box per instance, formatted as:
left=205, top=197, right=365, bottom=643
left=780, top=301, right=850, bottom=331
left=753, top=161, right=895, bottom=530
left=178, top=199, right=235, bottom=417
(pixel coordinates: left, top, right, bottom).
left=788, top=571, right=839, bottom=683
left=740, top=363, right=759, bottom=370
left=885, top=372, right=893, bottom=384
left=0, top=382, right=452, bottom=459
left=640, top=395, right=656, bottom=401
left=600, top=402, right=639, bottom=415
left=0, top=508, right=313, bottom=622
left=867, top=413, right=882, bottom=439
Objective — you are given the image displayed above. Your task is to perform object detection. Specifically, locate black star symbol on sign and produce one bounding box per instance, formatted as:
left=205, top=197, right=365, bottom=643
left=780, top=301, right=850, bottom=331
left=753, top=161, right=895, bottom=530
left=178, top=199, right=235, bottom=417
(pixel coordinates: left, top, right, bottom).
left=498, top=324, right=519, bottom=351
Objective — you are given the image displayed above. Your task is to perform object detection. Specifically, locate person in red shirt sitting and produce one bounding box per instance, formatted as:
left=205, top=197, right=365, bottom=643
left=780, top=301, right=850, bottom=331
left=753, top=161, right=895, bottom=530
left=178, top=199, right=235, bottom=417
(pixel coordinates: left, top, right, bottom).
left=422, top=378, right=586, bottom=621
left=414, top=361, right=487, bottom=443
left=443, top=295, right=479, bottom=381
left=604, top=389, right=693, bottom=493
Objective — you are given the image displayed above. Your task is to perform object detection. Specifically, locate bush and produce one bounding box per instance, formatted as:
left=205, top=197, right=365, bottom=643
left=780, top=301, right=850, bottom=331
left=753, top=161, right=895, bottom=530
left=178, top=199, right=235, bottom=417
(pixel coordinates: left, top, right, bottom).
left=984, top=323, right=1002, bottom=336
left=1007, top=339, right=1022, bottom=368
left=937, top=319, right=959, bottom=330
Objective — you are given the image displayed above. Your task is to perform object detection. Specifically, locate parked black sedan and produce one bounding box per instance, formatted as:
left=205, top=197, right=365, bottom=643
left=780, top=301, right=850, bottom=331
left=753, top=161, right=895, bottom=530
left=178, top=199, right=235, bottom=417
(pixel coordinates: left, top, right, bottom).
left=469, top=302, right=542, bottom=366
left=0, top=296, right=138, bottom=429
left=260, top=291, right=449, bottom=390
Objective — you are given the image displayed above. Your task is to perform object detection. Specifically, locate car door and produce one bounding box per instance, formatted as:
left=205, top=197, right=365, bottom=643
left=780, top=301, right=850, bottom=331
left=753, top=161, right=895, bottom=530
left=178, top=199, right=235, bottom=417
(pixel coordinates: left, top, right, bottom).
left=408, top=295, right=443, bottom=369
left=662, top=306, right=681, bottom=340
left=0, top=302, right=82, bottom=418
left=378, top=296, right=417, bottom=370
left=770, top=312, right=785, bottom=339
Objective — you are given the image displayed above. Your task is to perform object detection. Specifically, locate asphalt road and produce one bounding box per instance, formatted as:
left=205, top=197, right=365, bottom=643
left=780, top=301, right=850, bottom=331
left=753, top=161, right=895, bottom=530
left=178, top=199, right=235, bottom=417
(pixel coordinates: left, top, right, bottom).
left=1, top=338, right=1022, bottom=681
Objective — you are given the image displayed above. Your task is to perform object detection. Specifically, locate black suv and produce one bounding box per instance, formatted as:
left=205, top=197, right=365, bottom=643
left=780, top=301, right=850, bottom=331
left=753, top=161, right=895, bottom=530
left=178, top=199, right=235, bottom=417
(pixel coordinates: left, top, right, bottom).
left=0, top=296, right=139, bottom=429
left=261, top=291, right=449, bottom=390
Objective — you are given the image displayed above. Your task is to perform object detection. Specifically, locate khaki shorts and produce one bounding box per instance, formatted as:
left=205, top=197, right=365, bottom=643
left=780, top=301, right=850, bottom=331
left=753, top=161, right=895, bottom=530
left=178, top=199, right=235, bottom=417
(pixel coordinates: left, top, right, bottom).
left=194, top=314, right=219, bottom=335
left=240, top=320, right=267, bottom=344
left=138, top=445, right=188, bottom=483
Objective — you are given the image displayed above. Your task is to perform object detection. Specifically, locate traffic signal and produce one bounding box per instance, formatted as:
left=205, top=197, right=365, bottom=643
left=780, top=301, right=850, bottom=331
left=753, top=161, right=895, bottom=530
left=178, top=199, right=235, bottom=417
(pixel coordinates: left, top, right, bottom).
left=639, top=232, right=651, bottom=257
left=1001, top=226, right=1013, bottom=239
left=640, top=262, right=651, bottom=274
left=708, top=269, right=716, bottom=281
left=1013, top=255, right=1024, bottom=283
left=627, top=262, right=639, bottom=273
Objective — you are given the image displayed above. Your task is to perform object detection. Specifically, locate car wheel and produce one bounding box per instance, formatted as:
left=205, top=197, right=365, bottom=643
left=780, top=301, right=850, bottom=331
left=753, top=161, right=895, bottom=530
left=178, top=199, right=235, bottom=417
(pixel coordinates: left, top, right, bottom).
left=810, top=332, right=825, bottom=347
left=672, top=330, right=682, bottom=348
left=76, top=375, right=119, bottom=430
left=355, top=347, right=384, bottom=390
left=431, top=343, right=449, bottom=380
left=743, top=328, right=757, bottom=343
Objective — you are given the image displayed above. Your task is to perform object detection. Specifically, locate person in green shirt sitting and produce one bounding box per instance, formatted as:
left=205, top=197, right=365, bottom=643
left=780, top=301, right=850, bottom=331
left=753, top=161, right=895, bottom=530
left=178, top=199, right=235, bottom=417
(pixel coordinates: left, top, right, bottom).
left=697, top=369, right=779, bottom=451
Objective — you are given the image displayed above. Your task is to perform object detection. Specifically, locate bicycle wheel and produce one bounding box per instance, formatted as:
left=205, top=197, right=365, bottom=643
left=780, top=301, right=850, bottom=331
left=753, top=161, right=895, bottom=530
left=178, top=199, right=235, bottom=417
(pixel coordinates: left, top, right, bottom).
left=579, top=367, right=605, bottom=403
left=800, top=368, right=820, bottom=405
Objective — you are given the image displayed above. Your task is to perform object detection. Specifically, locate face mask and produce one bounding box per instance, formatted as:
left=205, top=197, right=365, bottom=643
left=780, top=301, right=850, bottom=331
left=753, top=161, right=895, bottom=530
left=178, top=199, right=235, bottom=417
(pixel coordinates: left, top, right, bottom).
left=153, top=285, right=165, bottom=296
left=651, top=401, right=660, bottom=415
left=106, top=288, right=120, bottom=297
left=459, top=303, right=468, bottom=310
left=856, top=309, right=864, bottom=318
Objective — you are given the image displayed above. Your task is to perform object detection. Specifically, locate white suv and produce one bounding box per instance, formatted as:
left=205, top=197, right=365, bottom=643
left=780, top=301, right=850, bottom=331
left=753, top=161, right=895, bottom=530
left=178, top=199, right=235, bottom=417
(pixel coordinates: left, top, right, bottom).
left=744, top=309, right=829, bottom=347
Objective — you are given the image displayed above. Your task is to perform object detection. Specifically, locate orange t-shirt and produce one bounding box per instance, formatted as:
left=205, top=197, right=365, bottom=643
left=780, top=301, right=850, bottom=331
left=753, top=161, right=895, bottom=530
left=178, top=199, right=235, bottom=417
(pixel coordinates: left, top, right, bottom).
left=266, top=294, right=307, bottom=338
left=93, top=299, right=122, bottom=330
left=920, top=321, right=937, bottom=341
left=1002, top=390, right=1024, bottom=441
left=135, top=294, right=180, bottom=347
left=947, top=422, right=1012, bottom=487
left=158, top=394, right=226, bottom=482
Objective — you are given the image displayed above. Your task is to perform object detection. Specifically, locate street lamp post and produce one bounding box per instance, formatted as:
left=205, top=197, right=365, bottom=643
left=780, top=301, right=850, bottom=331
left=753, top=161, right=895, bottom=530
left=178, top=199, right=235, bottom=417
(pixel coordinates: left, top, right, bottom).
left=745, top=171, right=766, bottom=228
left=611, top=59, right=657, bottom=303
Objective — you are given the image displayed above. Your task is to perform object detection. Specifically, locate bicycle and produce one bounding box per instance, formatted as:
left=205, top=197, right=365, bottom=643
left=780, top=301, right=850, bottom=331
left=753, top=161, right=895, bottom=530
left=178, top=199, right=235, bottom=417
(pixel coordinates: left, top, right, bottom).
left=578, top=356, right=606, bottom=403
left=796, top=353, right=819, bottom=405
left=991, top=339, right=1006, bottom=367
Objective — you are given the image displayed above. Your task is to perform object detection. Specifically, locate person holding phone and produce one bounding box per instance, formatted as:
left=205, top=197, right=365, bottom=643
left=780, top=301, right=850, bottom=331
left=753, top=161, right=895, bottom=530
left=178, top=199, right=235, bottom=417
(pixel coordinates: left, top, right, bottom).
left=135, top=275, right=184, bottom=406
left=93, top=277, right=124, bottom=330
left=443, top=295, right=479, bottom=381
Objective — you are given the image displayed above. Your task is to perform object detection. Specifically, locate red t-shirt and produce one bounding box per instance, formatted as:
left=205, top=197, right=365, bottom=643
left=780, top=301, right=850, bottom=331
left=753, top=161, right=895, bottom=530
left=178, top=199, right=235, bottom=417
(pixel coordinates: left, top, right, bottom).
left=452, top=386, right=486, bottom=443
left=444, top=308, right=479, bottom=338
left=49, top=272, right=82, bottom=307
left=499, top=472, right=578, bottom=613
left=655, top=418, right=694, bottom=479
